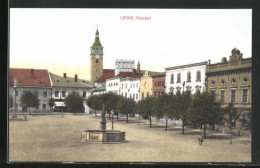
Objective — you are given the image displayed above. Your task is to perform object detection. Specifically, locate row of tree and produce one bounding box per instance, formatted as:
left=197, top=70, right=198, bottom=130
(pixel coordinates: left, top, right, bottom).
left=87, top=91, right=240, bottom=139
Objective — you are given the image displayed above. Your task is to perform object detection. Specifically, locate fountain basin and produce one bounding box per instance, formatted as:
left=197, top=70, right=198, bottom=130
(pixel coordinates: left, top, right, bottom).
left=80, top=130, right=125, bottom=143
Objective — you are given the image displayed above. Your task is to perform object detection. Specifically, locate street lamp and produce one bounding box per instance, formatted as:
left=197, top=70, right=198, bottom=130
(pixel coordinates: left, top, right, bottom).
left=111, top=110, right=114, bottom=130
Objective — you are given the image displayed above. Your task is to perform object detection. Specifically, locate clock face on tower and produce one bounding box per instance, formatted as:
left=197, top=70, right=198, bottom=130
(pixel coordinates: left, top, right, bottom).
left=95, top=55, right=100, bottom=59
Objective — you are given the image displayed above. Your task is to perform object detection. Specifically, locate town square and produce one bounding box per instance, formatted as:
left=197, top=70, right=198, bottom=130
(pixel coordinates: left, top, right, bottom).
left=9, top=9, right=251, bottom=163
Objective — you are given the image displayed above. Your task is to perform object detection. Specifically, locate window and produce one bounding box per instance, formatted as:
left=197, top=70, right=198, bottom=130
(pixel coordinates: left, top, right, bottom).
left=146, top=92, right=149, bottom=97
left=136, top=93, right=138, bottom=100
left=42, top=104, right=46, bottom=110
left=220, top=90, right=225, bottom=102
left=176, top=86, right=182, bottom=93
left=155, top=82, right=157, bottom=87
left=96, top=59, right=99, bottom=63
left=154, top=91, right=157, bottom=97
left=242, top=89, right=248, bottom=102
left=195, top=85, right=201, bottom=92
left=231, top=90, right=236, bottom=102
left=169, top=87, right=174, bottom=93
left=83, top=91, right=86, bottom=98
left=34, top=91, right=38, bottom=97
left=210, top=90, right=215, bottom=95
left=133, top=83, right=135, bottom=88
left=187, top=72, right=191, bottom=82
left=122, top=84, right=123, bottom=89
left=62, top=91, right=66, bottom=97
left=177, top=73, right=181, bottom=83
left=43, top=91, right=47, bottom=97
left=130, top=84, right=132, bottom=88
left=55, top=91, right=59, bottom=97
left=125, top=92, right=127, bottom=98
left=142, top=92, right=144, bottom=100
left=170, top=74, right=174, bottom=84
left=15, top=90, right=18, bottom=96
left=196, top=71, right=201, bottom=82
left=136, top=83, right=138, bottom=88
left=158, top=91, right=161, bottom=96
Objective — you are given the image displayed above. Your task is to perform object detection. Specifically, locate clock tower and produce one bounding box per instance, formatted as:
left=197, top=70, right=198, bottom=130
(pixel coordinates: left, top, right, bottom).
left=90, top=28, right=104, bottom=86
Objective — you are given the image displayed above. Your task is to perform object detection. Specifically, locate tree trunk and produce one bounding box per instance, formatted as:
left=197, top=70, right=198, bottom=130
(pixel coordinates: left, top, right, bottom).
left=95, top=110, right=96, bottom=117
left=204, top=123, right=206, bottom=139
left=165, top=118, right=168, bottom=131
left=117, top=113, right=119, bottom=121
left=127, top=114, right=128, bottom=123
left=212, top=123, right=215, bottom=131
left=182, top=121, right=185, bottom=134
left=200, top=123, right=202, bottom=129
left=29, top=107, right=31, bottom=115
left=230, top=124, right=233, bottom=144
left=150, top=117, right=152, bottom=128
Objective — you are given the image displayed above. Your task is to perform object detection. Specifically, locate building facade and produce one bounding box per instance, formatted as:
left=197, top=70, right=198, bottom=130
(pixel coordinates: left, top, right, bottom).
left=165, top=61, right=207, bottom=94
left=139, top=71, right=165, bottom=100
left=9, top=68, right=52, bottom=112
left=49, top=73, right=92, bottom=113
left=206, top=48, right=252, bottom=129
left=90, top=29, right=104, bottom=86
left=152, top=73, right=165, bottom=98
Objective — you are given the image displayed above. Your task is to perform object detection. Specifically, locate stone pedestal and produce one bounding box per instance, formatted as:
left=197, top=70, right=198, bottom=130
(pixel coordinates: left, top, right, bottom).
left=80, top=130, right=125, bottom=143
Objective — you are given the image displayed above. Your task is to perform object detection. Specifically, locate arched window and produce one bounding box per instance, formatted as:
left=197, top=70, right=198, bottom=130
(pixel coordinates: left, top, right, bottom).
left=96, top=59, right=99, bottom=63
left=170, top=74, right=174, bottom=84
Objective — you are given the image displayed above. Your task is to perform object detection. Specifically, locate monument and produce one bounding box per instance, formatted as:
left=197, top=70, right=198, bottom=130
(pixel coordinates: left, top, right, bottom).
left=80, top=104, right=125, bottom=143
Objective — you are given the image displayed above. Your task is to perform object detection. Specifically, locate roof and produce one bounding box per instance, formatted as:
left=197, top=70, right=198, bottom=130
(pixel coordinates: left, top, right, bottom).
left=149, top=71, right=165, bottom=77
left=9, top=68, right=51, bottom=87
left=96, top=69, right=115, bottom=83
left=165, top=61, right=208, bottom=71
left=49, top=72, right=92, bottom=88
left=115, top=72, right=143, bottom=79
left=92, top=28, right=102, bottom=46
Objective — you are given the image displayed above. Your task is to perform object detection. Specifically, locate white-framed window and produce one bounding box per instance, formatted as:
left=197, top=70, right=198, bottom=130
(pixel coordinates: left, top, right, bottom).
left=43, top=91, right=47, bottom=97
left=187, top=72, right=191, bottom=82
left=196, top=70, right=201, bottom=82
left=177, top=73, right=181, bottom=83
left=170, top=74, right=174, bottom=84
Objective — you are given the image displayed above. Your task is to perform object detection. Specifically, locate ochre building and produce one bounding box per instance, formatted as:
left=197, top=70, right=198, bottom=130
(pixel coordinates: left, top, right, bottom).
left=206, top=48, right=252, bottom=129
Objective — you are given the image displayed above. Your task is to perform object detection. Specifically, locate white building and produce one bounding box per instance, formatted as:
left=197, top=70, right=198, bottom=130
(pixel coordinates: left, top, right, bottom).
left=115, top=59, right=135, bottom=76
left=106, top=72, right=142, bottom=102
left=165, top=61, right=207, bottom=94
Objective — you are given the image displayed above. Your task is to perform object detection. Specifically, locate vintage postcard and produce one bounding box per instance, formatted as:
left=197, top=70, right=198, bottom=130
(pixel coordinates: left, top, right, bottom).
left=8, top=8, right=252, bottom=163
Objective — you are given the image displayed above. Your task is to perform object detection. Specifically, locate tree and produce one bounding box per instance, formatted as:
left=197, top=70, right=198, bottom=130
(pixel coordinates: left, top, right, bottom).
left=189, top=91, right=221, bottom=138
left=87, top=95, right=101, bottom=116
left=139, top=97, right=155, bottom=128
left=64, top=91, right=84, bottom=114
left=20, top=91, right=40, bottom=114
left=174, top=91, right=192, bottom=134
left=116, top=97, right=135, bottom=123
left=48, top=98, right=55, bottom=112
left=223, top=103, right=240, bottom=144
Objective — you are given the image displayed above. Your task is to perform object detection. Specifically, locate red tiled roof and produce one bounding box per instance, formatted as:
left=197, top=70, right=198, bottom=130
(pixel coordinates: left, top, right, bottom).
left=115, top=72, right=143, bottom=79
left=96, top=69, right=115, bottom=83
left=9, top=68, right=51, bottom=87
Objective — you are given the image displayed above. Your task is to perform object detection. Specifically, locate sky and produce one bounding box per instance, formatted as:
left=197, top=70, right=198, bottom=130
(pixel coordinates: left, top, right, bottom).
left=10, top=9, right=252, bottom=80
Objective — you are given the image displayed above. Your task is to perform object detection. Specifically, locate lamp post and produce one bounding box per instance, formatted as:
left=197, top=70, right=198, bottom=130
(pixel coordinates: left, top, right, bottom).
left=111, top=110, right=114, bottom=130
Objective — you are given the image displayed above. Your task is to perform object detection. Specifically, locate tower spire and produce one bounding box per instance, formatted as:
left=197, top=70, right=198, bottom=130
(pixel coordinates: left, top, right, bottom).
left=137, top=60, right=140, bottom=73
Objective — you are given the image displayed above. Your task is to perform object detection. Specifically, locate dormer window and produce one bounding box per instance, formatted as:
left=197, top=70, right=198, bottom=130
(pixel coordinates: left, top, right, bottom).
left=231, top=78, right=236, bottom=83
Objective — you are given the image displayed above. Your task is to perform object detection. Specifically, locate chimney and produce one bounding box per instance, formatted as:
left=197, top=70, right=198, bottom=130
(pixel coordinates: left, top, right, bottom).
left=75, top=74, right=78, bottom=82
left=31, top=69, right=34, bottom=78
left=63, top=73, right=67, bottom=78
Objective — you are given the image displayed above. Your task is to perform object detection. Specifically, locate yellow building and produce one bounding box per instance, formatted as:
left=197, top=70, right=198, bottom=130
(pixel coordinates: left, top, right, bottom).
left=90, top=29, right=104, bottom=86
left=139, top=70, right=164, bottom=100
